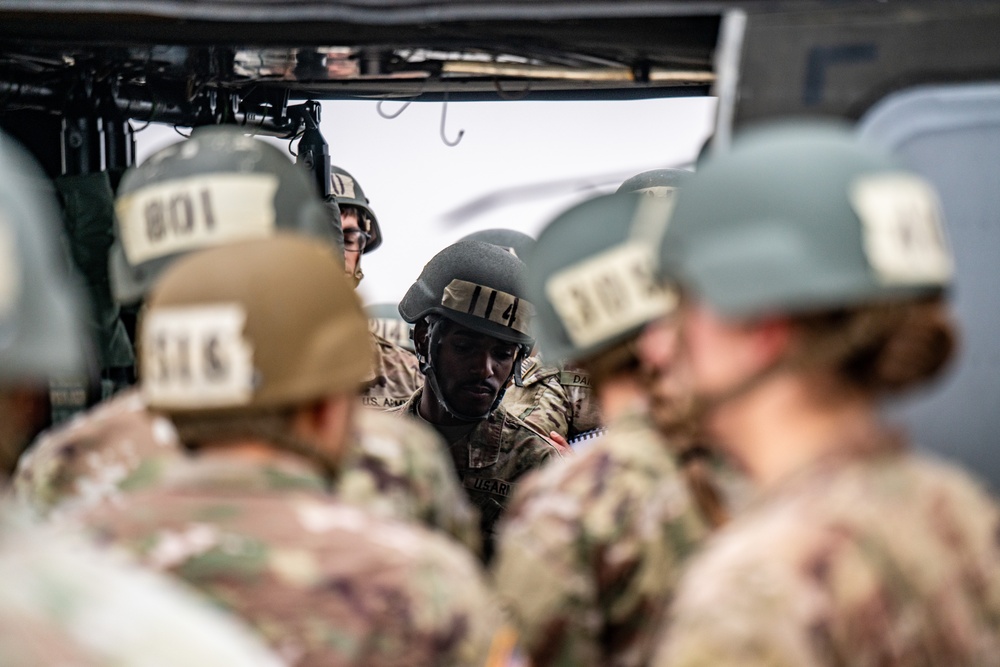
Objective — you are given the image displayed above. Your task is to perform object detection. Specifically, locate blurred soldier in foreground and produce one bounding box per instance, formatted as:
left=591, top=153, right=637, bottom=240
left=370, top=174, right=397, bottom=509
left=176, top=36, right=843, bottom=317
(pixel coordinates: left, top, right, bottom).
left=330, top=165, right=423, bottom=410
left=0, top=129, right=281, bottom=667
left=493, top=192, right=715, bottom=667
left=15, top=128, right=478, bottom=553
left=396, top=240, right=562, bottom=560
left=650, top=124, right=1000, bottom=666
left=81, top=235, right=504, bottom=666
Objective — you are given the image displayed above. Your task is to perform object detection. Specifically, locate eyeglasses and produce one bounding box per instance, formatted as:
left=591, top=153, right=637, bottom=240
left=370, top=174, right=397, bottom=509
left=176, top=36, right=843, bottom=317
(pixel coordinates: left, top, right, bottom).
left=343, top=228, right=371, bottom=253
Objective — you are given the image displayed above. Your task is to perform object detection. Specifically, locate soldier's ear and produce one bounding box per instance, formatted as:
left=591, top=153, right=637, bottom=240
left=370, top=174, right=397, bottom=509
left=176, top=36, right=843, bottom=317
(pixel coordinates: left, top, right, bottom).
left=413, top=319, right=430, bottom=357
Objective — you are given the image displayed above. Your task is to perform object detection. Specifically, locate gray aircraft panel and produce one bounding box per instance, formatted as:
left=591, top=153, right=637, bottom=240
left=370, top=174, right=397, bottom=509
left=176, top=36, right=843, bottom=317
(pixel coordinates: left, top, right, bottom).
left=859, top=82, right=1000, bottom=491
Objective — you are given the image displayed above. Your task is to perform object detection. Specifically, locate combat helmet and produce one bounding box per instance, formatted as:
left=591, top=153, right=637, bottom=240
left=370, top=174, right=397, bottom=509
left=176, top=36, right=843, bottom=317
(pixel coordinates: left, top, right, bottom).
left=658, top=123, right=953, bottom=319
left=460, top=228, right=535, bottom=261
left=109, top=126, right=342, bottom=306
left=0, top=130, right=90, bottom=384
left=616, top=167, right=691, bottom=198
left=526, top=192, right=678, bottom=364
left=399, top=239, right=535, bottom=419
left=140, top=234, right=371, bottom=418
left=329, top=164, right=382, bottom=253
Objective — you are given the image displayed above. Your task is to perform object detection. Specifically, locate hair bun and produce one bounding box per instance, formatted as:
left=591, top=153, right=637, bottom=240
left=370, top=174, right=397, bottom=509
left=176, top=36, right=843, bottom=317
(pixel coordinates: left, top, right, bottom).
left=870, top=301, right=957, bottom=393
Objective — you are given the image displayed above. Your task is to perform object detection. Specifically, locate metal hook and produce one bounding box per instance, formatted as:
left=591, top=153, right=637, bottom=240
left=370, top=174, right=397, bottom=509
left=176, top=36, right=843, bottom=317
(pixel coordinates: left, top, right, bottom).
left=494, top=78, right=532, bottom=101
left=376, top=100, right=412, bottom=119
left=439, top=97, right=464, bottom=147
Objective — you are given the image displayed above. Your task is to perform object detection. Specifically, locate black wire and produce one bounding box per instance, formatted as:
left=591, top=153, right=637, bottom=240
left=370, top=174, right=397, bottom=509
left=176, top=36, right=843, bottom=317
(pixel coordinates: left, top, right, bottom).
left=287, top=129, right=304, bottom=157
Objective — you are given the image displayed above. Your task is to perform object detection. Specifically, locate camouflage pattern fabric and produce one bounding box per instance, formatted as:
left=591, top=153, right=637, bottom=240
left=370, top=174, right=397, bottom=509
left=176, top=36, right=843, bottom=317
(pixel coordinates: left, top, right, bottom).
left=492, top=409, right=710, bottom=667
left=503, top=357, right=601, bottom=440
left=13, top=389, right=184, bottom=518
left=0, top=503, right=282, bottom=666
left=361, top=332, right=423, bottom=410
left=13, top=392, right=480, bottom=551
left=562, top=366, right=602, bottom=435
left=652, top=447, right=1000, bottom=667
left=79, top=452, right=505, bottom=667
left=341, top=407, right=481, bottom=553
left=396, top=388, right=561, bottom=561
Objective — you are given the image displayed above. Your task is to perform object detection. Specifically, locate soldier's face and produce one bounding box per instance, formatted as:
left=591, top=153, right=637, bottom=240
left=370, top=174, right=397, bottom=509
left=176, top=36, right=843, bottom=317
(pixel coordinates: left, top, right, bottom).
left=678, top=298, right=789, bottom=399
left=433, top=322, right=518, bottom=416
left=638, top=316, right=695, bottom=434
left=341, top=208, right=362, bottom=276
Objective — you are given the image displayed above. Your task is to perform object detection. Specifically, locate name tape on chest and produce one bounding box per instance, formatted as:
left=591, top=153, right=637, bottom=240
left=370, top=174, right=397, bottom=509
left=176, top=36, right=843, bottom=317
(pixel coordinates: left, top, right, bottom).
left=330, top=172, right=357, bottom=200
left=849, top=173, right=953, bottom=286
left=558, top=370, right=591, bottom=388
left=545, top=242, right=677, bottom=349
left=0, top=218, right=21, bottom=315
left=116, top=174, right=279, bottom=265
left=441, top=279, right=534, bottom=335
left=141, top=304, right=255, bottom=409
left=464, top=476, right=514, bottom=499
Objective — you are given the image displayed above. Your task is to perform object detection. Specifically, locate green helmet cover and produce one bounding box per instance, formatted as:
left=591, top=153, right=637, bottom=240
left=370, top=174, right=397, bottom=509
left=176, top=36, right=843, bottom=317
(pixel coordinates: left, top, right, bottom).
left=109, top=125, right=341, bottom=305
left=616, top=168, right=691, bottom=197
left=329, top=164, right=382, bottom=254
left=0, top=131, right=90, bottom=383
left=460, top=228, right=535, bottom=261
left=399, top=239, right=534, bottom=347
left=658, top=123, right=953, bottom=319
left=526, top=193, right=677, bottom=363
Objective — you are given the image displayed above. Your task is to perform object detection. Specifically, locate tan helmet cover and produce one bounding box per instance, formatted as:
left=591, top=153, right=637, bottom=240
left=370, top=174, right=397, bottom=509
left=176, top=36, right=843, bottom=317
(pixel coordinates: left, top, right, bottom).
left=140, top=233, right=371, bottom=416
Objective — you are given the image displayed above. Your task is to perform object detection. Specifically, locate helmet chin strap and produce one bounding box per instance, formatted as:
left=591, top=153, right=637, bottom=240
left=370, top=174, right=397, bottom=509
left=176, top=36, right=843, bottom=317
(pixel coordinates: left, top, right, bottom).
left=417, top=317, right=522, bottom=422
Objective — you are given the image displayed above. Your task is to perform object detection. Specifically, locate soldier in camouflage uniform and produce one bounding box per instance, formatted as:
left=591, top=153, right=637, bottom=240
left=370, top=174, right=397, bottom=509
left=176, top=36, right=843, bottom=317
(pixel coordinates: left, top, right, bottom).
left=81, top=234, right=506, bottom=666
left=396, top=239, right=562, bottom=560
left=492, top=190, right=714, bottom=667
left=329, top=164, right=424, bottom=409
left=649, top=124, right=1000, bottom=666
left=0, top=128, right=281, bottom=667
left=503, top=168, right=695, bottom=446
left=14, top=128, right=478, bottom=552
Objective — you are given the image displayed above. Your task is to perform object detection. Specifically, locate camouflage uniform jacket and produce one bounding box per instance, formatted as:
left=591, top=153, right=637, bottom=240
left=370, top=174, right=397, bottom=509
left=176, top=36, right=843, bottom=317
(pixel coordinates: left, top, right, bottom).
left=396, top=388, right=562, bottom=560
left=341, top=407, right=481, bottom=553
left=492, top=408, right=710, bottom=667
left=653, top=446, right=1000, bottom=667
left=0, top=502, right=282, bottom=666
left=503, top=357, right=601, bottom=440
left=360, top=332, right=423, bottom=410
left=12, top=389, right=184, bottom=518
left=13, top=392, right=480, bottom=551
left=79, top=452, right=506, bottom=667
